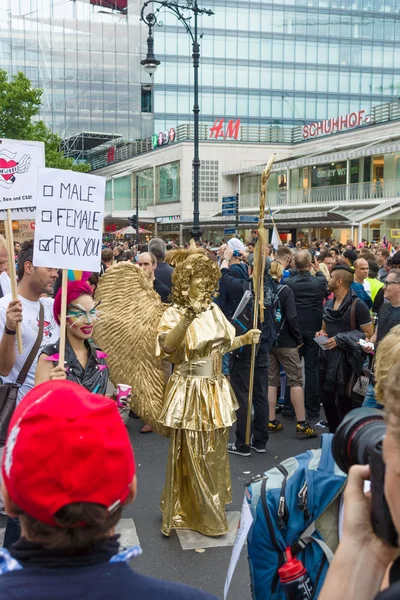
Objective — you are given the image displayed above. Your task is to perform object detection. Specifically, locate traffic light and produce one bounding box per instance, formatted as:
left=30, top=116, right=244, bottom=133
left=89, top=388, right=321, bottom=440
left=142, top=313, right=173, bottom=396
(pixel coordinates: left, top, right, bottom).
left=128, top=214, right=137, bottom=228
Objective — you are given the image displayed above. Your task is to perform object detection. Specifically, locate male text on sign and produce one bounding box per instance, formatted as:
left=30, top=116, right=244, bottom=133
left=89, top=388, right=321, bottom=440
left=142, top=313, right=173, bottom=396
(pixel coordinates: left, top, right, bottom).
left=33, top=168, right=106, bottom=272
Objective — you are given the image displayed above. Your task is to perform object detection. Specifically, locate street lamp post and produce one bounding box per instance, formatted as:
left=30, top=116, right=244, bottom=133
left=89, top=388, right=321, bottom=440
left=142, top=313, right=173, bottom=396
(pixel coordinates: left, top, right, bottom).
left=140, top=0, right=213, bottom=242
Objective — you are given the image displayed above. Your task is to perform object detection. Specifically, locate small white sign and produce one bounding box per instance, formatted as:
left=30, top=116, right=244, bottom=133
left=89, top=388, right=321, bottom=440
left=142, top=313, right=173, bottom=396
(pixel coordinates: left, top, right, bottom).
left=224, top=494, right=254, bottom=600
left=0, top=207, right=36, bottom=219
left=33, top=168, right=106, bottom=272
left=0, top=139, right=44, bottom=210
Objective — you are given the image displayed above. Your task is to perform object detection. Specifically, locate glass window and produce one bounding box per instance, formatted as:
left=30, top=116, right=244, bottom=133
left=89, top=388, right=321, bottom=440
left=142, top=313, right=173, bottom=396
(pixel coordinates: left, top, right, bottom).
left=113, top=175, right=131, bottom=200
left=249, top=39, right=261, bottom=60
left=201, top=92, right=213, bottom=114
left=294, top=41, right=306, bottom=63
left=249, top=96, right=260, bottom=117
left=249, top=66, right=260, bottom=88
left=201, top=63, right=213, bottom=86
left=226, top=94, right=237, bottom=115
left=284, top=39, right=295, bottom=62
left=105, top=179, right=112, bottom=200
left=238, top=37, right=249, bottom=60
left=156, top=161, right=180, bottom=204
left=317, top=42, right=329, bottom=64
left=133, top=168, right=154, bottom=209
left=238, top=94, right=249, bottom=115
left=226, top=64, right=237, bottom=87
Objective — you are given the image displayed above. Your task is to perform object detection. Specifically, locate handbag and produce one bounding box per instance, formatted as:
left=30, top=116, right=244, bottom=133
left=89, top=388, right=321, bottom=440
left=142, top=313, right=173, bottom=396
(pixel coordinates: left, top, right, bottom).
left=0, top=303, right=44, bottom=446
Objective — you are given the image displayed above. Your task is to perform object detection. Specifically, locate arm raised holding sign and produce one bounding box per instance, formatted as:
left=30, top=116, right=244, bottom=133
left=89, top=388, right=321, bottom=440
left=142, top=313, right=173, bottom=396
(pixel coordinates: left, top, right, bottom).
left=0, top=299, right=22, bottom=376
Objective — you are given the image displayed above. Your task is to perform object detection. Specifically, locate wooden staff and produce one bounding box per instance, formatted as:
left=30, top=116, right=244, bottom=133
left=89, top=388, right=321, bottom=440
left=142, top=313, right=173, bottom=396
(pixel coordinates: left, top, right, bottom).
left=58, top=269, right=68, bottom=367
left=6, top=210, right=23, bottom=354
left=245, top=154, right=275, bottom=446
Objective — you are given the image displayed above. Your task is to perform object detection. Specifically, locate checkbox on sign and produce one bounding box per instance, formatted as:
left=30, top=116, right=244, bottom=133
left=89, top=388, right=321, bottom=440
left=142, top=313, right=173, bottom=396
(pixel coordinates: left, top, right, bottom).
left=43, top=185, right=53, bottom=197
left=38, top=239, right=53, bottom=252
left=41, top=210, right=52, bottom=222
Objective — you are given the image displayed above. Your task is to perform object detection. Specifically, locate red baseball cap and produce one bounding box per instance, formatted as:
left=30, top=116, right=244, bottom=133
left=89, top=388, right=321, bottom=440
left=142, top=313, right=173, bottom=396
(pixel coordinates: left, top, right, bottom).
left=2, top=380, right=135, bottom=527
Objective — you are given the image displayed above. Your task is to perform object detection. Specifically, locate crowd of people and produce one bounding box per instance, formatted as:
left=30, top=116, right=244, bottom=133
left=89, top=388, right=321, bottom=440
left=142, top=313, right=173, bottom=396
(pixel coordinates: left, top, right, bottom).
left=0, top=230, right=399, bottom=598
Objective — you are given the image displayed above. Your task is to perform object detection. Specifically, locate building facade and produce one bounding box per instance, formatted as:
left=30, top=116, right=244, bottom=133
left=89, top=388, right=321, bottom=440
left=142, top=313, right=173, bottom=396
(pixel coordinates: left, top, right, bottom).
left=1, top=1, right=400, bottom=143
left=0, top=0, right=152, bottom=141
left=151, top=0, right=400, bottom=132
left=92, top=100, right=400, bottom=245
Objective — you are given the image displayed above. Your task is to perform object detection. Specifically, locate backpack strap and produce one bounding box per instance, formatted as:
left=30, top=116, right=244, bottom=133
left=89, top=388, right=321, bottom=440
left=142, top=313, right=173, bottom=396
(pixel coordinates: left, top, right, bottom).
left=350, top=297, right=359, bottom=331
left=317, top=433, right=336, bottom=473
left=15, top=303, right=44, bottom=386
left=291, top=521, right=334, bottom=564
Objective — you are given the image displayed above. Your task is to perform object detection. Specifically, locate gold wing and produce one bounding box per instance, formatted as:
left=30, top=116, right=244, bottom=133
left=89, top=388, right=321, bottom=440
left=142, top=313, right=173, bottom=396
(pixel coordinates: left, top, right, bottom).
left=94, top=262, right=169, bottom=436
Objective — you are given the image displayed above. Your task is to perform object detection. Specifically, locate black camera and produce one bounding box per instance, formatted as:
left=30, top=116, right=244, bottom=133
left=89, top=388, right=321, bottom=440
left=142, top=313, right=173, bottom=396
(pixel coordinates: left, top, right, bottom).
left=332, top=408, right=398, bottom=547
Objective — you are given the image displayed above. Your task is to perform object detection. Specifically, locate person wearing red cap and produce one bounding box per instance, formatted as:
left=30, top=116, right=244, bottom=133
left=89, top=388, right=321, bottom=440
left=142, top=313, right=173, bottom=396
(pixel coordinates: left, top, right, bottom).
left=0, top=381, right=217, bottom=600
left=34, top=280, right=108, bottom=394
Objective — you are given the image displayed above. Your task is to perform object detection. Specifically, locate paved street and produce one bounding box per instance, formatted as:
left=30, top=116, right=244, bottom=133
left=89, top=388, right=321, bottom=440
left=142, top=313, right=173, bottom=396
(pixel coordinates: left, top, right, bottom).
left=0, top=411, right=323, bottom=598
left=121, top=416, right=322, bottom=600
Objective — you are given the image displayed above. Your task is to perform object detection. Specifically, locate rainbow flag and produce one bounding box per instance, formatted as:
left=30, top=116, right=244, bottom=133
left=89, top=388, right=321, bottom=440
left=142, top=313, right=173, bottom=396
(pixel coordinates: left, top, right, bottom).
left=67, top=270, right=91, bottom=282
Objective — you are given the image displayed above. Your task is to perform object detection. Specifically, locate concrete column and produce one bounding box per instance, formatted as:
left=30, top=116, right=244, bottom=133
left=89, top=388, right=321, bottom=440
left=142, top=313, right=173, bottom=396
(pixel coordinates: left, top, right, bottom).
left=286, top=167, right=290, bottom=204
left=358, top=223, right=363, bottom=245
left=179, top=224, right=183, bottom=246
left=154, top=220, right=158, bottom=236
left=351, top=225, right=354, bottom=243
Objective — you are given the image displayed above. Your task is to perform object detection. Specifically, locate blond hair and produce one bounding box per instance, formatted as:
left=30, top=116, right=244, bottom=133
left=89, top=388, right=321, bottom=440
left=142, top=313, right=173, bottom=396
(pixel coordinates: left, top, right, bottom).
left=374, top=325, right=400, bottom=403
left=270, top=261, right=284, bottom=282
left=319, top=263, right=330, bottom=281
left=0, top=235, right=6, bottom=250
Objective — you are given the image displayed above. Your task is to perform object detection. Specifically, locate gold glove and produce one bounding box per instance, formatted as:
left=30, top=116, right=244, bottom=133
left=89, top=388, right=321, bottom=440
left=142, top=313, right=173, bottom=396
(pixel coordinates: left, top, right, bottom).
left=163, top=310, right=196, bottom=353
left=229, top=329, right=261, bottom=351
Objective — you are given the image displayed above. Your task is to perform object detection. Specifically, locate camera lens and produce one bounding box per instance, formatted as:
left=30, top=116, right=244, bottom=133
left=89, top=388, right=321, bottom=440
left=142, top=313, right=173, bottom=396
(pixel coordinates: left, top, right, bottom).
left=332, top=408, right=386, bottom=473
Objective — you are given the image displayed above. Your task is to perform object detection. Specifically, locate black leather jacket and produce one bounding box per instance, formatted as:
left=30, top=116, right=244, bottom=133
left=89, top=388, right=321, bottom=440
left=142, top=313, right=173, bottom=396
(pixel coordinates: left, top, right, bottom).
left=40, top=338, right=108, bottom=395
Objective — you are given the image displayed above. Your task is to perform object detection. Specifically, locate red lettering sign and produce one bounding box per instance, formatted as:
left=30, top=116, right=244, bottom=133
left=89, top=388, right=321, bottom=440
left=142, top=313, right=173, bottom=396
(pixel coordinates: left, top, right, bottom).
left=107, top=146, right=115, bottom=163
left=302, top=109, right=368, bottom=140
left=210, top=118, right=241, bottom=140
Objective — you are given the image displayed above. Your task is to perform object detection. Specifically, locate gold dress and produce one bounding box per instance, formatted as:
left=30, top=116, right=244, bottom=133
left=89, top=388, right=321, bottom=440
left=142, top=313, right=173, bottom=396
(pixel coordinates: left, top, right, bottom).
left=156, top=303, right=239, bottom=537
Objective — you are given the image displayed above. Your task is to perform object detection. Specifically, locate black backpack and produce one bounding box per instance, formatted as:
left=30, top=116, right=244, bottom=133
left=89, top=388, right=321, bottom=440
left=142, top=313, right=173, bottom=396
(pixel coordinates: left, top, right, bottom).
left=231, top=276, right=282, bottom=358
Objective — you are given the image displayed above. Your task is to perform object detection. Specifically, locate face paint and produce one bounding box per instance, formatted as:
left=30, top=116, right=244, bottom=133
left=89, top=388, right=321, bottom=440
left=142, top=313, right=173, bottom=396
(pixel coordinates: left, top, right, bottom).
left=66, top=301, right=102, bottom=328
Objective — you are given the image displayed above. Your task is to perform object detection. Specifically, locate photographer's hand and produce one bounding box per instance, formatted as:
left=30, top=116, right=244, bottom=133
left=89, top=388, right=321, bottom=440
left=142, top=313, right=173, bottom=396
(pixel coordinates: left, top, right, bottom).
left=319, top=465, right=399, bottom=600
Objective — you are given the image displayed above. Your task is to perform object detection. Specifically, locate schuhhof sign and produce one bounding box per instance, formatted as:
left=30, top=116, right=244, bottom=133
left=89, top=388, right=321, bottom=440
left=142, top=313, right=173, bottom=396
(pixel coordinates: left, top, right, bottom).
left=302, top=110, right=369, bottom=140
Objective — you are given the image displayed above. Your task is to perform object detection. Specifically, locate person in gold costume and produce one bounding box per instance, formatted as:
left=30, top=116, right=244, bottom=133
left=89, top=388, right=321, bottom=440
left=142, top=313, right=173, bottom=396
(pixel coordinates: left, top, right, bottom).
left=156, top=252, right=260, bottom=537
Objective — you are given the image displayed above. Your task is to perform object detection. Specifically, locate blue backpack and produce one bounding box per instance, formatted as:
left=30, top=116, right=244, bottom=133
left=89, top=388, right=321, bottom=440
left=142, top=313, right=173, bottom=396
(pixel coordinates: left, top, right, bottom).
left=246, top=434, right=346, bottom=600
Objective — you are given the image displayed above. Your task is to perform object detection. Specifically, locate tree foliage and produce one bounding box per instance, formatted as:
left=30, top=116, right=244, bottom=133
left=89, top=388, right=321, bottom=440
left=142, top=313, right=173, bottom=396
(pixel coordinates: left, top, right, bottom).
left=0, top=70, right=90, bottom=172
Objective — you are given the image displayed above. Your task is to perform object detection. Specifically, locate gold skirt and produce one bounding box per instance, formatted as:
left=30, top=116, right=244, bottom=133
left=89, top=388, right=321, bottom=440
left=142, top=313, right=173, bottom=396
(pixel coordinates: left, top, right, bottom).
left=161, top=427, right=232, bottom=537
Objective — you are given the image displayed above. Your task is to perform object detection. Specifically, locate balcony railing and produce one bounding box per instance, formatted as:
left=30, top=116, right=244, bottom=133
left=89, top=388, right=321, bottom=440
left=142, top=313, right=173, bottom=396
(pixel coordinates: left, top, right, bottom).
left=240, top=178, right=400, bottom=208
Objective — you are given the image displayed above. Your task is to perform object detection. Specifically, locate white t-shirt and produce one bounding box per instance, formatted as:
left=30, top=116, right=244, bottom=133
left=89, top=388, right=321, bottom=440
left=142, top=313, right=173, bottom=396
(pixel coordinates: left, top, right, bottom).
left=0, top=272, right=11, bottom=297
left=0, top=294, right=60, bottom=403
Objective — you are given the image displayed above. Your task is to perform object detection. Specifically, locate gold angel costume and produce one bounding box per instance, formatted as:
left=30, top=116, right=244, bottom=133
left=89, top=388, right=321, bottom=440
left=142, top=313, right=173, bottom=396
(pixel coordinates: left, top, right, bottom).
left=156, top=302, right=238, bottom=536
left=94, top=250, right=257, bottom=538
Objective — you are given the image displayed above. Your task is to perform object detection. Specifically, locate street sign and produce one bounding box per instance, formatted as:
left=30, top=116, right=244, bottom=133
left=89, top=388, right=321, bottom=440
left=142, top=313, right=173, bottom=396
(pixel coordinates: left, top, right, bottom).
left=222, top=202, right=237, bottom=211
left=222, top=208, right=236, bottom=216
left=224, top=228, right=236, bottom=235
left=239, top=215, right=259, bottom=223
left=222, top=195, right=237, bottom=204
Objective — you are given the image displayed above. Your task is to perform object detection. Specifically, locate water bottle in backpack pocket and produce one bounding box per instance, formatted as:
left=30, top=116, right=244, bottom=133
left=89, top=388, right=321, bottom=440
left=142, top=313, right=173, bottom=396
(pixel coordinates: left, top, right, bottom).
left=246, top=434, right=346, bottom=600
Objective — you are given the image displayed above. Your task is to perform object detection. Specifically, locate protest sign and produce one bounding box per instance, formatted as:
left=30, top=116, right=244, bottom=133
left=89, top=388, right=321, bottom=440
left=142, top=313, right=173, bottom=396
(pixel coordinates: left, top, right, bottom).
left=33, top=168, right=106, bottom=272
left=0, top=207, right=36, bottom=219
left=0, top=139, right=43, bottom=353
left=33, top=168, right=105, bottom=367
left=0, top=139, right=44, bottom=211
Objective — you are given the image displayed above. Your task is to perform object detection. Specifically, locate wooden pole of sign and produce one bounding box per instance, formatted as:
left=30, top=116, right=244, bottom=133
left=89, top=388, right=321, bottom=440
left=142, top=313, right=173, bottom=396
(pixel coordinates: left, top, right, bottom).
left=58, top=269, right=68, bottom=368
left=5, top=210, right=23, bottom=354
